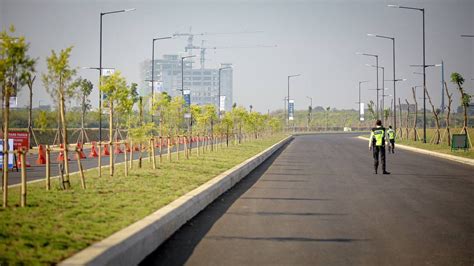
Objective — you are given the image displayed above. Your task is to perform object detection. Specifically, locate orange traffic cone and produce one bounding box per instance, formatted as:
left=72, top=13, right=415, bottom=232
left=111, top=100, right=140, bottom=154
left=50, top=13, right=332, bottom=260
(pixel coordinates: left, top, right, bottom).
left=125, top=142, right=131, bottom=152
left=36, top=145, right=46, bottom=165
left=56, top=144, right=70, bottom=162
left=114, top=143, right=123, bottom=154
left=89, top=141, right=99, bottom=158
left=103, top=144, right=110, bottom=156
left=134, top=144, right=140, bottom=151
left=75, top=142, right=87, bottom=159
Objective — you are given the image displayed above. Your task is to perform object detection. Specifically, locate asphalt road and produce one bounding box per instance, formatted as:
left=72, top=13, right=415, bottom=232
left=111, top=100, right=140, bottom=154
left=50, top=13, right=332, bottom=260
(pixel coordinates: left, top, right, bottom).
left=141, top=133, right=474, bottom=266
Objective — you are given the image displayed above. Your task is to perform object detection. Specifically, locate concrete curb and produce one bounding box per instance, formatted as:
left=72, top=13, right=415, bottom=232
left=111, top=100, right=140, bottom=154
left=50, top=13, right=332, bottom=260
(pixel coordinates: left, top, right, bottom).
left=59, top=135, right=293, bottom=266
left=356, top=136, right=474, bottom=167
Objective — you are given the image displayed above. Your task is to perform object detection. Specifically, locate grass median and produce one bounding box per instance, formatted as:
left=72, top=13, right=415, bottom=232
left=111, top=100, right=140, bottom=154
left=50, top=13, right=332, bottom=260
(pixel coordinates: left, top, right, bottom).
left=395, top=128, right=474, bottom=159
left=0, top=134, right=287, bottom=265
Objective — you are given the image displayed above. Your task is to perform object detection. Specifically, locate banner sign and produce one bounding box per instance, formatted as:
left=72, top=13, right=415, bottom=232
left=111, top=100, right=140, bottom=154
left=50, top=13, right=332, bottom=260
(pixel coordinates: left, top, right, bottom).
left=219, top=96, right=226, bottom=112
left=102, top=68, right=115, bottom=76
left=183, top=90, right=191, bottom=107
left=288, top=100, right=295, bottom=121
left=0, top=139, right=14, bottom=169
left=360, top=102, right=365, bottom=121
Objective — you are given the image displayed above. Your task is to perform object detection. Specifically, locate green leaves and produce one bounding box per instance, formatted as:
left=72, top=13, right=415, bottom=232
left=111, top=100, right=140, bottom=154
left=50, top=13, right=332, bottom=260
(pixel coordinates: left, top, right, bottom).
left=42, top=46, right=77, bottom=101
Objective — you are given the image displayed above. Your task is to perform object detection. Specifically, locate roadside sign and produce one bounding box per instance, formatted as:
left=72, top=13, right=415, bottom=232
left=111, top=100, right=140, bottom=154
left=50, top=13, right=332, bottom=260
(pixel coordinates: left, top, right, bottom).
left=451, top=134, right=469, bottom=151
left=0, top=139, right=14, bottom=169
left=288, top=100, right=295, bottom=121
left=102, top=68, right=115, bottom=76
left=8, top=131, right=29, bottom=151
left=0, top=132, right=29, bottom=151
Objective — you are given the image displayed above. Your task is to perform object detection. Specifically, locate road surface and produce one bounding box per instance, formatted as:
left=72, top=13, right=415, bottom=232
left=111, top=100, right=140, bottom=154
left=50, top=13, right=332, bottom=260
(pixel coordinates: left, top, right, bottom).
left=142, top=133, right=474, bottom=266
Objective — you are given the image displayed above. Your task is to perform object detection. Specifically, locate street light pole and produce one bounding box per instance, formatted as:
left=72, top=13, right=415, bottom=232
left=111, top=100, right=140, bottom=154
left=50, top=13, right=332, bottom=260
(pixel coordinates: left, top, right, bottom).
left=367, top=34, right=397, bottom=131
left=388, top=4, right=426, bottom=142
left=181, top=55, right=196, bottom=97
left=151, top=36, right=172, bottom=123
left=287, top=74, right=301, bottom=129
left=218, top=66, right=232, bottom=118
left=357, top=52, right=379, bottom=118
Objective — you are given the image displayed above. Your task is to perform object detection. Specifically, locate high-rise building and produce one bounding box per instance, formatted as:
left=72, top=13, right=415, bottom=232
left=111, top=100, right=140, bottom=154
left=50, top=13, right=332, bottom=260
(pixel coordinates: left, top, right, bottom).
left=140, top=54, right=233, bottom=111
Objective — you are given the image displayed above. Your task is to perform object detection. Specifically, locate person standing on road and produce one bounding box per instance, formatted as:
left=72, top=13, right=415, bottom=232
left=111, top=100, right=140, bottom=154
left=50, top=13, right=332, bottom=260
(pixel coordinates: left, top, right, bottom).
left=387, top=125, right=395, bottom=154
left=369, top=120, right=390, bottom=175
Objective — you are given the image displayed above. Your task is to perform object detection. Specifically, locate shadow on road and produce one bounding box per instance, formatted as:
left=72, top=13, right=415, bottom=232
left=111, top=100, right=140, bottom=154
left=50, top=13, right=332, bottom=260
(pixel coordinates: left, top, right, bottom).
left=140, top=141, right=292, bottom=265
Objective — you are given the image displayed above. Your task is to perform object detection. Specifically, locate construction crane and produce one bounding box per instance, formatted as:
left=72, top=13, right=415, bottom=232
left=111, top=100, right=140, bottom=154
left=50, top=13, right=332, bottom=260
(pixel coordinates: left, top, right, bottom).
left=172, top=27, right=265, bottom=56
left=188, top=40, right=277, bottom=69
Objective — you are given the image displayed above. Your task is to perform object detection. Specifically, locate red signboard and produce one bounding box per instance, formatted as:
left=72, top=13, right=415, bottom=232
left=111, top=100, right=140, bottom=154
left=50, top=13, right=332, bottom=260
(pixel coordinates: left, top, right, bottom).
left=7, top=132, right=29, bottom=151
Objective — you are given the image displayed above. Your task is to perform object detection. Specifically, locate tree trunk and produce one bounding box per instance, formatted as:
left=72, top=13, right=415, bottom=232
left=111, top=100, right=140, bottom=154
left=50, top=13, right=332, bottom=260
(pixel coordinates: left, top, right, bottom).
left=59, top=82, right=71, bottom=189
left=425, top=86, right=441, bottom=144
left=445, top=82, right=452, bottom=146
left=412, top=87, right=418, bottom=141
left=398, top=98, right=403, bottom=140
left=405, top=99, right=410, bottom=139
left=2, top=87, right=10, bottom=207
left=28, top=76, right=36, bottom=148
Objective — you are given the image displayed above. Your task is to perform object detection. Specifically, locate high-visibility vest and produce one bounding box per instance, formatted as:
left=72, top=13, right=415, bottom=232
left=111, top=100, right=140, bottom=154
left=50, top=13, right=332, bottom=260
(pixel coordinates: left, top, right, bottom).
left=371, top=127, right=386, bottom=146
left=387, top=129, right=395, bottom=140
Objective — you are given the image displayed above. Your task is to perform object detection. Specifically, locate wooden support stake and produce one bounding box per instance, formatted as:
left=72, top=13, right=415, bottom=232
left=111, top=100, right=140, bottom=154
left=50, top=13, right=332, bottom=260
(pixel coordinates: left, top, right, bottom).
left=159, top=137, right=163, bottom=163
left=75, top=149, right=86, bottom=189
left=129, top=140, right=133, bottom=169
left=176, top=136, right=180, bottom=161
left=124, top=143, right=128, bottom=176
left=20, top=150, right=27, bottom=207
left=167, top=136, right=171, bottom=162
left=46, top=145, right=51, bottom=191
left=151, top=138, right=156, bottom=169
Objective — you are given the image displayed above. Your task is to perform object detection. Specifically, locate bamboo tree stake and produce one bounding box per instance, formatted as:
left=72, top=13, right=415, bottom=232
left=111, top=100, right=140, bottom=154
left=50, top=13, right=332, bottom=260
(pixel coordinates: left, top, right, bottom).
left=184, top=136, right=189, bottom=159
left=20, top=150, right=27, bottom=207
left=45, top=145, right=51, bottom=191
left=167, top=136, right=171, bottom=162
left=196, top=135, right=200, bottom=157
left=129, top=139, right=133, bottom=169
left=159, top=136, right=163, bottom=163
left=124, top=143, right=128, bottom=176
left=176, top=136, right=180, bottom=161
left=75, top=149, right=86, bottom=189
left=98, top=144, right=102, bottom=177
left=151, top=138, right=156, bottom=169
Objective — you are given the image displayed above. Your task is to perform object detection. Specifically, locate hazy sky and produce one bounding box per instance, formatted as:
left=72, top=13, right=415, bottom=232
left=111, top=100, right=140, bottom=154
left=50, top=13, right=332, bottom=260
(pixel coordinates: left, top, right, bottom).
left=1, top=0, right=473, bottom=112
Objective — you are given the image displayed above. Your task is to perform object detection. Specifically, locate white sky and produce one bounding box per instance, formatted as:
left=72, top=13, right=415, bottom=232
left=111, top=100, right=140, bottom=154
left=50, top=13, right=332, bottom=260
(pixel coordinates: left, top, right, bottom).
left=1, top=0, right=473, bottom=112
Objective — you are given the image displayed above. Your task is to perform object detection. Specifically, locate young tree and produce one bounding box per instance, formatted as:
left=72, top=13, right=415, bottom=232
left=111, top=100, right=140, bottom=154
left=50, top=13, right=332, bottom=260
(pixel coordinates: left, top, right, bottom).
left=24, top=57, right=37, bottom=147
left=1, top=26, right=32, bottom=206
left=425, top=86, right=441, bottom=144
left=451, top=72, right=472, bottom=143
left=325, top=106, right=330, bottom=131
left=411, top=87, right=419, bottom=141
left=73, top=77, right=93, bottom=143
left=42, top=46, right=77, bottom=188
left=367, top=100, right=376, bottom=121
left=152, top=91, right=171, bottom=136
left=443, top=82, right=453, bottom=145
left=99, top=71, right=130, bottom=177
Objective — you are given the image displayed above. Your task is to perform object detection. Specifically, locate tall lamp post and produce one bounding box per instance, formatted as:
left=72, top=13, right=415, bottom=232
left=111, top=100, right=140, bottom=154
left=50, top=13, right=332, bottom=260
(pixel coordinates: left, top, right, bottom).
left=151, top=36, right=172, bottom=122
left=357, top=52, right=379, bottom=118
left=218, top=66, right=232, bottom=117
left=366, top=63, right=384, bottom=123
left=99, top=8, right=135, bottom=176
left=287, top=74, right=301, bottom=128
left=388, top=4, right=426, bottom=142
left=367, top=33, right=397, bottom=131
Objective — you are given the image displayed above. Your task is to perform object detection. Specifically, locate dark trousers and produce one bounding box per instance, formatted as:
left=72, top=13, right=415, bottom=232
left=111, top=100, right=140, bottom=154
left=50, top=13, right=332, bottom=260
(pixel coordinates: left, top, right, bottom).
left=373, top=145, right=386, bottom=172
left=389, top=139, right=395, bottom=152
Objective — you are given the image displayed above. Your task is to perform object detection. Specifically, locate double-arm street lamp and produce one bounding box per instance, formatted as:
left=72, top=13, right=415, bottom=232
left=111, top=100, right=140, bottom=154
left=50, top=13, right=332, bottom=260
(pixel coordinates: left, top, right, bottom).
left=99, top=7, right=135, bottom=154
left=287, top=74, right=301, bottom=127
left=366, top=63, right=385, bottom=123
left=151, top=36, right=172, bottom=122
left=357, top=52, right=379, bottom=119
left=367, top=33, right=397, bottom=131
left=218, top=66, right=232, bottom=117
left=388, top=4, right=426, bottom=142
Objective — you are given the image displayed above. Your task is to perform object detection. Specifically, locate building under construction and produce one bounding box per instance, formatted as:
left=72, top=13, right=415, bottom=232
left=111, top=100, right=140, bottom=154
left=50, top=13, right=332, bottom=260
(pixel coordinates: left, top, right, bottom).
left=140, top=55, right=233, bottom=112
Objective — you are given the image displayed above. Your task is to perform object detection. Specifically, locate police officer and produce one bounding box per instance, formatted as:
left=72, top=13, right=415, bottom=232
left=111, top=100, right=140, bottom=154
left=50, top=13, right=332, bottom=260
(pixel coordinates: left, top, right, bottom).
left=369, top=120, right=390, bottom=174
left=387, top=125, right=395, bottom=153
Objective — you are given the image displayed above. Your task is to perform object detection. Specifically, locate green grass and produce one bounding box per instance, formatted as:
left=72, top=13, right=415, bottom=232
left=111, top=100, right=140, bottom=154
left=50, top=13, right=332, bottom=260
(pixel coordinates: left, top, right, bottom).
left=395, top=128, right=474, bottom=159
left=0, top=135, right=286, bottom=265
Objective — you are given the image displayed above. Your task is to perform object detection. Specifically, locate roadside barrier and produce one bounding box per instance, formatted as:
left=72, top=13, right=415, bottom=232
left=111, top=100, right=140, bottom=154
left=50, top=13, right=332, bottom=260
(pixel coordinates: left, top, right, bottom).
left=36, top=144, right=46, bottom=165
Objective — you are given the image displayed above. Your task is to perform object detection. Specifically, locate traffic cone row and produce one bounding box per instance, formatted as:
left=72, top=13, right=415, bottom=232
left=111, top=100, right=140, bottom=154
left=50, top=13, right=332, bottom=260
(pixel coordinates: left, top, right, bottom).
left=89, top=142, right=98, bottom=158
left=75, top=142, right=87, bottom=160
left=37, top=145, right=46, bottom=165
